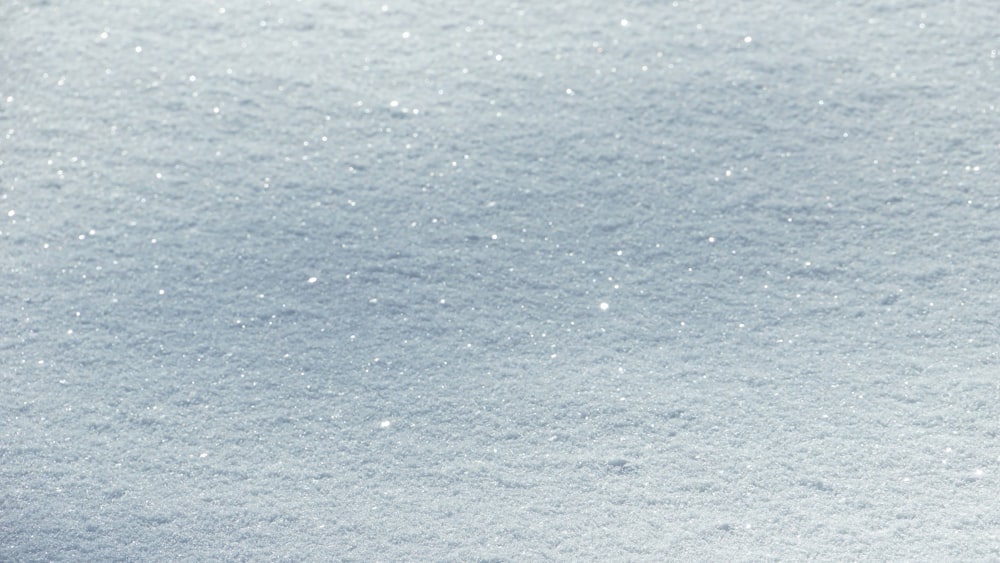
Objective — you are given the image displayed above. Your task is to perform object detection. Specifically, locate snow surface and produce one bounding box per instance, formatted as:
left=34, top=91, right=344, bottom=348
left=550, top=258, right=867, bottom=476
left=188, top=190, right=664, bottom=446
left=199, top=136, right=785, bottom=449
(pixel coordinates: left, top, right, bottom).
left=3, top=0, right=1000, bottom=560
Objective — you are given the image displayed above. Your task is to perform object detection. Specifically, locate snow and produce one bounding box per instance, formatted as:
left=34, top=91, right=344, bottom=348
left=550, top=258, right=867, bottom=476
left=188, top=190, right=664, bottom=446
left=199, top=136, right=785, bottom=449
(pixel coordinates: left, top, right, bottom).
left=3, top=0, right=1000, bottom=559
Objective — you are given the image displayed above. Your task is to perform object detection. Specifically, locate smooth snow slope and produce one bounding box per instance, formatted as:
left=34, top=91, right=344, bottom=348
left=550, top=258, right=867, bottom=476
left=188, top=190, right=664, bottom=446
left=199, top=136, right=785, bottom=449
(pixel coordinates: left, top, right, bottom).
left=3, top=0, right=1000, bottom=560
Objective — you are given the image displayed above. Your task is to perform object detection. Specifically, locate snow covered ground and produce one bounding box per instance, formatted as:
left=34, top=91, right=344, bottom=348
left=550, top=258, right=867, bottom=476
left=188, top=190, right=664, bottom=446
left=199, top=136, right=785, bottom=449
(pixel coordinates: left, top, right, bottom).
left=3, top=0, right=999, bottom=559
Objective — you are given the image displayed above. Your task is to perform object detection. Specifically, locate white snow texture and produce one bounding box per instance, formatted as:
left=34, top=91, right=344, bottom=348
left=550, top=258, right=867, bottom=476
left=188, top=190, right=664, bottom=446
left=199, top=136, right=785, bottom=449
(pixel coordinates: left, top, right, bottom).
left=3, top=0, right=1000, bottom=560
